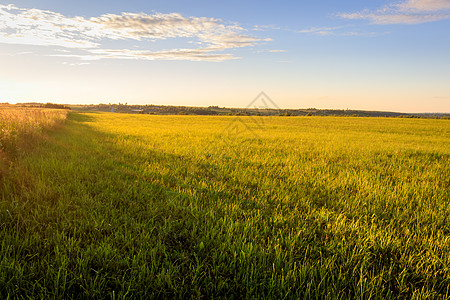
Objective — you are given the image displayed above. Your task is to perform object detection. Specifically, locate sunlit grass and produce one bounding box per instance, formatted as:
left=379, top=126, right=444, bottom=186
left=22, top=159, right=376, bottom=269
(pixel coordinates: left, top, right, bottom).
left=0, top=105, right=68, bottom=156
left=1, top=112, right=449, bottom=298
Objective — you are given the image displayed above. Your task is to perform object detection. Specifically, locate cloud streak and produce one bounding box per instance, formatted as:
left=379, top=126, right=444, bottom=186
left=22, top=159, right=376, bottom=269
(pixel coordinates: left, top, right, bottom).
left=52, top=47, right=237, bottom=62
left=338, top=0, right=450, bottom=24
left=297, top=26, right=344, bottom=36
left=296, top=26, right=389, bottom=37
left=0, top=4, right=269, bottom=61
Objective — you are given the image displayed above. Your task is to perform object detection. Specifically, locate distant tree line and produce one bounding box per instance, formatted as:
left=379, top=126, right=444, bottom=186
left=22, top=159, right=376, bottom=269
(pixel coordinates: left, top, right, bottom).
left=72, top=103, right=450, bottom=119
left=41, top=103, right=71, bottom=110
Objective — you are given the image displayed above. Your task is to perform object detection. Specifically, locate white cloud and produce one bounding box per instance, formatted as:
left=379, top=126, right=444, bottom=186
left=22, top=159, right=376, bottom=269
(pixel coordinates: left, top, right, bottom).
left=338, top=0, right=450, bottom=24
left=253, top=49, right=287, bottom=54
left=297, top=26, right=344, bottom=35
left=0, top=5, right=100, bottom=48
left=267, top=49, right=287, bottom=53
left=252, top=24, right=283, bottom=31
left=87, top=47, right=236, bottom=62
left=395, top=0, right=450, bottom=12
left=296, top=26, right=387, bottom=37
left=61, top=61, right=90, bottom=66
left=0, top=4, right=270, bottom=61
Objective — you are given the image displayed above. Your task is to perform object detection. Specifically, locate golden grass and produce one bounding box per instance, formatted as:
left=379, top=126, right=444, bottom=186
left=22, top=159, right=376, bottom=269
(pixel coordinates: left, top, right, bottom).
left=0, top=105, right=68, bottom=158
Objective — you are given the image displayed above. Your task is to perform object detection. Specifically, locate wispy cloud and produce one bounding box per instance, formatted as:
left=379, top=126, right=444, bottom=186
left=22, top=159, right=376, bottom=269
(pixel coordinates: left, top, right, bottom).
left=296, top=26, right=344, bottom=36
left=53, top=47, right=237, bottom=62
left=252, top=24, right=284, bottom=31
left=0, top=4, right=270, bottom=61
left=296, top=26, right=388, bottom=37
left=252, top=49, right=287, bottom=55
left=338, top=0, right=450, bottom=24
left=61, top=61, right=90, bottom=66
left=253, top=23, right=385, bottom=38
left=340, top=31, right=390, bottom=37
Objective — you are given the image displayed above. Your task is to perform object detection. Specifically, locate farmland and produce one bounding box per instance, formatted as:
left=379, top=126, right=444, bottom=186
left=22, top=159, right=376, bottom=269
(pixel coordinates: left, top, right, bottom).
left=0, top=106, right=68, bottom=176
left=1, top=111, right=449, bottom=298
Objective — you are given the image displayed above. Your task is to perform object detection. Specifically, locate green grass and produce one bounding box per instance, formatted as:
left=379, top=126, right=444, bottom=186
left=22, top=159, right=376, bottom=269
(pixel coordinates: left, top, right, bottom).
left=1, top=112, right=449, bottom=299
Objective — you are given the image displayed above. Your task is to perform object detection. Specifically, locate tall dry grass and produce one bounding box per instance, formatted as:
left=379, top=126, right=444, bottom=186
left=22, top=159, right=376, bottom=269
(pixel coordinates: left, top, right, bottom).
left=0, top=105, right=68, bottom=157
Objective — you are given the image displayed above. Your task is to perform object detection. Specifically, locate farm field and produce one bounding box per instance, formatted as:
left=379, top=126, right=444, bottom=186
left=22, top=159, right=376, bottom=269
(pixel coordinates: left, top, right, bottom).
left=0, top=106, right=68, bottom=176
left=1, top=112, right=450, bottom=298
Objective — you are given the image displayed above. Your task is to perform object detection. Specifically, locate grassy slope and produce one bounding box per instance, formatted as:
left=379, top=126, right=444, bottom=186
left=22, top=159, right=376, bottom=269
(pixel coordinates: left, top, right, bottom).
left=1, top=112, right=449, bottom=299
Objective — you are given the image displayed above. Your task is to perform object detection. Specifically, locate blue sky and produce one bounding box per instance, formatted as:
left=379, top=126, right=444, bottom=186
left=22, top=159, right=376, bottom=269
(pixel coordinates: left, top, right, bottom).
left=0, top=0, right=449, bottom=112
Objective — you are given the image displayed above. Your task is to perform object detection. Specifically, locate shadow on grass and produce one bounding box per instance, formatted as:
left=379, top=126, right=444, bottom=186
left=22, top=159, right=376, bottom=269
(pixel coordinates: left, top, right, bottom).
left=1, top=112, right=448, bottom=299
left=68, top=111, right=97, bottom=122
left=2, top=112, right=258, bottom=298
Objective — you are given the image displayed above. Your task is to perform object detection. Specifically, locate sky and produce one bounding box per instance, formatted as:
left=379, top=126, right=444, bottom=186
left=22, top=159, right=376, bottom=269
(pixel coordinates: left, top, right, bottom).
left=0, top=0, right=449, bottom=113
